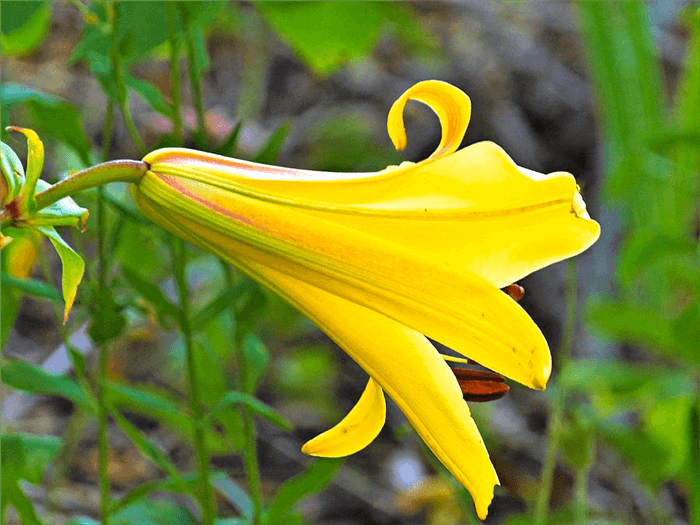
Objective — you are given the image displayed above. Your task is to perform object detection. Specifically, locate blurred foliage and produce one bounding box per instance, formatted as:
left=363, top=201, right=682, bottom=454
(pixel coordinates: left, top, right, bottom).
left=1, top=1, right=698, bottom=524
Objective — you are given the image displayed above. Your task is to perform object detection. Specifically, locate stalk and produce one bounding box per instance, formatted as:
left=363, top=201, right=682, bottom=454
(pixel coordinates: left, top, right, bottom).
left=167, top=2, right=183, bottom=142
left=96, top=98, right=115, bottom=525
left=533, top=259, right=577, bottom=523
left=222, top=262, right=263, bottom=524
left=172, top=238, right=216, bottom=525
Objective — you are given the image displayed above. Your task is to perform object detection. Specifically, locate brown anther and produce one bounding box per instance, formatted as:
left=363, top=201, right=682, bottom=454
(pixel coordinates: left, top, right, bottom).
left=451, top=368, right=509, bottom=402
left=7, top=199, right=21, bottom=220
left=501, top=284, right=524, bottom=302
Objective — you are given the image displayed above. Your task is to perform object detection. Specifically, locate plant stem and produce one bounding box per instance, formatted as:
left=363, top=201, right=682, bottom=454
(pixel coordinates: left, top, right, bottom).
left=183, top=22, right=206, bottom=140
left=167, top=2, right=183, bottom=143
left=96, top=97, right=115, bottom=525
left=172, top=238, right=216, bottom=525
left=575, top=449, right=592, bottom=525
left=221, top=262, right=263, bottom=524
left=21, top=160, right=147, bottom=216
left=107, top=2, right=145, bottom=155
left=534, top=259, right=577, bottom=524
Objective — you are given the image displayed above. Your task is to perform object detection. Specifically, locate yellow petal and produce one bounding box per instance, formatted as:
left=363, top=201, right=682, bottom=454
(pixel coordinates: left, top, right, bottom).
left=144, top=141, right=600, bottom=289
left=386, top=80, right=471, bottom=159
left=239, top=256, right=498, bottom=520
left=133, top=171, right=552, bottom=388
left=302, top=377, right=386, bottom=458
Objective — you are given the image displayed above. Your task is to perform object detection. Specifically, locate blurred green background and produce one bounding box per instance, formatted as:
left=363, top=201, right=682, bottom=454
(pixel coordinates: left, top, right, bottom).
left=1, top=2, right=698, bottom=524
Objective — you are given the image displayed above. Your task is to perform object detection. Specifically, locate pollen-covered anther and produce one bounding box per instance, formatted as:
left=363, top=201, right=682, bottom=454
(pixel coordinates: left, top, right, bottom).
left=452, top=368, right=510, bottom=402
left=501, top=284, right=525, bottom=302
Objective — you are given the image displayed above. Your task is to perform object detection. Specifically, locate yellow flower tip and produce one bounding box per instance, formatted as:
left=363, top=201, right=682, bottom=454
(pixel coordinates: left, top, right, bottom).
left=532, top=361, right=552, bottom=391
left=302, top=377, right=386, bottom=458
left=387, top=80, right=471, bottom=159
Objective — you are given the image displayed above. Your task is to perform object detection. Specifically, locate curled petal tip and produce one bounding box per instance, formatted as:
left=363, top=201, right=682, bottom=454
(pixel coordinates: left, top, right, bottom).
left=387, top=80, right=471, bottom=159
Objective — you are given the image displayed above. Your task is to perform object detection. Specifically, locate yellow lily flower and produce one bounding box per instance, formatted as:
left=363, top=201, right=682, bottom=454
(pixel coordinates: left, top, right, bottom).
left=132, top=80, right=600, bottom=519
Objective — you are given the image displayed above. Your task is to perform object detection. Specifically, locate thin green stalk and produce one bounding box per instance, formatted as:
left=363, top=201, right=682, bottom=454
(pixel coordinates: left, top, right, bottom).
left=574, top=448, right=593, bottom=525
left=167, top=2, right=183, bottom=143
left=184, top=26, right=206, bottom=140
left=534, top=259, right=577, bottom=524
left=96, top=97, right=116, bottom=525
left=21, top=160, right=146, bottom=216
left=172, top=238, right=216, bottom=525
left=108, top=3, right=145, bottom=155
left=221, top=262, right=263, bottom=525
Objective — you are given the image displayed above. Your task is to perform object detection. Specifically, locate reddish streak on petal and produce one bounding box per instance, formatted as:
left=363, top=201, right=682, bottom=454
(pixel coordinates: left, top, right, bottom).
left=158, top=174, right=277, bottom=235
left=452, top=368, right=509, bottom=402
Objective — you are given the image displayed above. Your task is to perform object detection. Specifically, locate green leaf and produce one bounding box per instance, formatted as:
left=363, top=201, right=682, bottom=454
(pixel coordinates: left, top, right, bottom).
left=107, top=405, right=190, bottom=494
left=105, top=381, right=188, bottom=431
left=122, top=267, right=181, bottom=327
left=5, top=433, right=63, bottom=484
left=235, top=284, right=268, bottom=337
left=111, top=471, right=225, bottom=515
left=126, top=73, right=173, bottom=118
left=34, top=178, right=90, bottom=229
left=212, top=121, right=243, bottom=157
left=241, top=333, right=269, bottom=393
left=0, top=83, right=91, bottom=164
left=264, top=458, right=344, bottom=524
left=256, top=2, right=386, bottom=75
left=0, top=1, right=51, bottom=57
left=112, top=499, right=196, bottom=525
left=212, top=475, right=252, bottom=519
left=64, top=519, right=100, bottom=525
left=1, top=358, right=95, bottom=413
left=1, top=2, right=46, bottom=34
left=0, top=227, right=41, bottom=346
left=207, top=390, right=291, bottom=431
left=1, top=140, right=25, bottom=203
left=0, top=272, right=61, bottom=302
left=689, top=397, right=700, bottom=524
left=586, top=299, right=675, bottom=355
left=2, top=482, right=45, bottom=525
left=37, top=226, right=84, bottom=322
left=190, top=278, right=257, bottom=332
left=252, top=121, right=290, bottom=165
left=88, top=286, right=127, bottom=344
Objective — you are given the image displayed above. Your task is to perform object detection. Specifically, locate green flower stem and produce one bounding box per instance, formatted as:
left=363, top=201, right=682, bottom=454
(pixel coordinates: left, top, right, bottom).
left=184, top=27, right=206, bottom=140
left=27, top=160, right=147, bottom=215
left=575, top=448, right=593, bottom=525
left=96, top=97, right=115, bottom=525
left=534, top=259, right=577, bottom=524
left=172, top=238, right=216, bottom=525
left=108, top=4, right=145, bottom=156
left=222, top=262, right=263, bottom=525
left=167, top=2, right=183, bottom=143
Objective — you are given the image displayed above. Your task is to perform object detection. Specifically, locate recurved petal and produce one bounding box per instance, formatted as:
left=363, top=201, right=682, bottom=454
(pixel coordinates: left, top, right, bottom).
left=302, top=377, right=386, bottom=458
left=386, top=80, right=471, bottom=159
left=133, top=175, right=552, bottom=388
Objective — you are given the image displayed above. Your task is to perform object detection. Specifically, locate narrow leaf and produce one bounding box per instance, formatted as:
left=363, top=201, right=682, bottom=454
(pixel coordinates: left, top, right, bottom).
left=207, top=390, right=292, bottom=431
left=264, top=458, right=344, bottom=524
left=37, top=226, right=85, bottom=322
left=0, top=272, right=61, bottom=302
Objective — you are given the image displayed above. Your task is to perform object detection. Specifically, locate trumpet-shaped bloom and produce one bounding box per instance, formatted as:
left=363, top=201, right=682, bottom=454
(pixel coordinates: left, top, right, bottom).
left=133, top=80, right=600, bottom=519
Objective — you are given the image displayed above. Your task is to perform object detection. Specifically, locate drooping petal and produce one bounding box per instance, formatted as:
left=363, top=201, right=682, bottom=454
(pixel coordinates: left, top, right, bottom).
left=302, top=377, right=386, bottom=458
left=132, top=194, right=501, bottom=516
left=238, top=256, right=499, bottom=520
left=132, top=180, right=552, bottom=388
